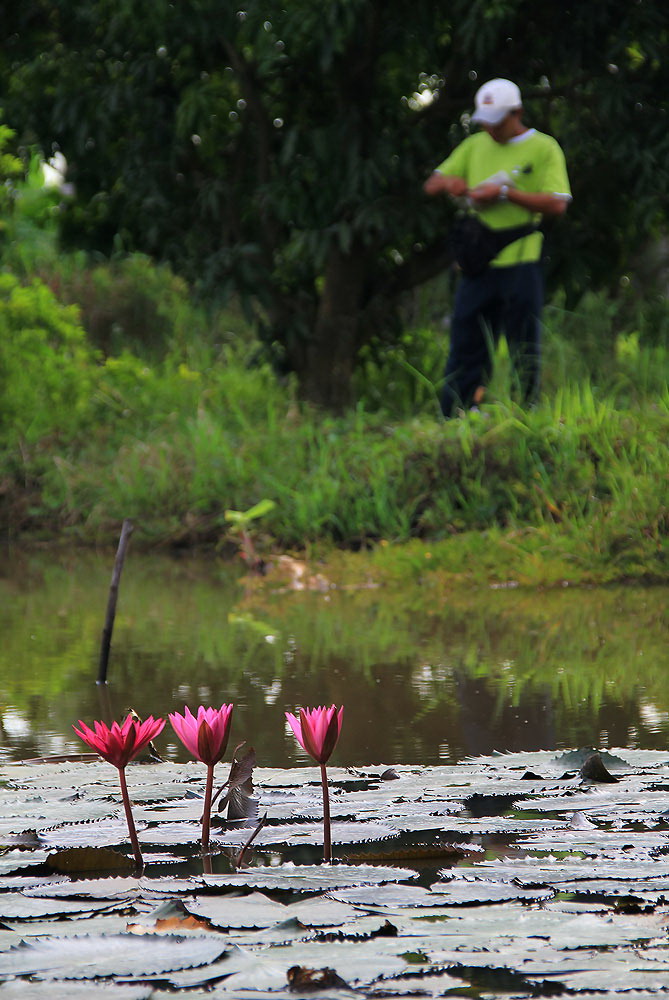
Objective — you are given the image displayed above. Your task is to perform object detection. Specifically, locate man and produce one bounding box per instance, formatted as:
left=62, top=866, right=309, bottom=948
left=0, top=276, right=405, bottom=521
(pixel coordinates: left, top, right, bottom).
left=424, top=78, right=571, bottom=417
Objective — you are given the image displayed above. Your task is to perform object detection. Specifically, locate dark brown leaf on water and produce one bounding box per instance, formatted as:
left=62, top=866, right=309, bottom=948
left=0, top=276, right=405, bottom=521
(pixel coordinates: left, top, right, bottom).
left=580, top=752, right=619, bottom=783
left=287, top=964, right=351, bottom=992
left=315, top=918, right=398, bottom=943
left=555, top=747, right=629, bottom=769
left=214, top=745, right=258, bottom=820
left=345, top=843, right=483, bottom=863
left=226, top=781, right=259, bottom=822
left=464, top=793, right=517, bottom=817
left=2, top=829, right=41, bottom=848
left=47, top=846, right=135, bottom=874
left=380, top=767, right=400, bottom=781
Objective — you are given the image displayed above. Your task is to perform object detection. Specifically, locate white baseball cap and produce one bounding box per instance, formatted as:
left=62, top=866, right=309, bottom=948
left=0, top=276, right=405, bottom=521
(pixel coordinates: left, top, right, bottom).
left=471, top=78, right=522, bottom=126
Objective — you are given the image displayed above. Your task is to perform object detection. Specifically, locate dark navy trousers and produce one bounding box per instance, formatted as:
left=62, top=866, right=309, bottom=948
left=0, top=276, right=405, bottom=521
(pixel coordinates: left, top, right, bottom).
left=440, top=262, right=544, bottom=418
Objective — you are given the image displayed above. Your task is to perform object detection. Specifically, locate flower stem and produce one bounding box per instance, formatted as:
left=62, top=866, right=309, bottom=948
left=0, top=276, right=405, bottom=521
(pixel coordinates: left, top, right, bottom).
left=320, top=763, right=332, bottom=863
left=202, top=762, right=215, bottom=854
left=118, top=767, right=143, bottom=870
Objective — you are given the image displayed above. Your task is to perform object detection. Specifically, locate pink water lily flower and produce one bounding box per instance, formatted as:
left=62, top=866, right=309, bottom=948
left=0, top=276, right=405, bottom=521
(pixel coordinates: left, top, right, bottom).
left=73, top=713, right=165, bottom=869
left=73, top=715, right=165, bottom=769
left=285, top=704, right=343, bottom=765
left=169, top=704, right=234, bottom=766
left=286, top=704, right=343, bottom=862
left=169, top=704, right=234, bottom=854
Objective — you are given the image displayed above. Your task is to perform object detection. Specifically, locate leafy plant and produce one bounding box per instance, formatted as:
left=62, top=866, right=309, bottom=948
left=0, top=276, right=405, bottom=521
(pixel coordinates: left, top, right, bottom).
left=0, top=120, right=22, bottom=233
left=44, top=254, right=195, bottom=359
left=0, top=273, right=97, bottom=446
left=225, top=499, right=277, bottom=570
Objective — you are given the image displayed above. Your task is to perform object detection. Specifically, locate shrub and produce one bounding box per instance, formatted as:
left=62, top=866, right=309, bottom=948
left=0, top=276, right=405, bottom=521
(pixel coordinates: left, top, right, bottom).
left=0, top=273, right=97, bottom=445
left=42, top=254, right=191, bottom=359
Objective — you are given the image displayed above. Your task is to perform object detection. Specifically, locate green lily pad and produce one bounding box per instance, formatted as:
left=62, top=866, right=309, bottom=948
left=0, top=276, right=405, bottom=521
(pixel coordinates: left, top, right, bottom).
left=186, top=891, right=288, bottom=929
left=40, top=821, right=147, bottom=851
left=0, top=934, right=229, bottom=979
left=202, top=863, right=416, bottom=892
left=0, top=851, right=51, bottom=876
left=0, top=981, right=154, bottom=998
left=0, top=893, right=120, bottom=921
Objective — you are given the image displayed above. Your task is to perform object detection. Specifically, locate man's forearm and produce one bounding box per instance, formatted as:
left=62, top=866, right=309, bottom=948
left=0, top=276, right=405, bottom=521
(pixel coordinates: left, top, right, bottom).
left=505, top=187, right=569, bottom=217
left=470, top=181, right=569, bottom=216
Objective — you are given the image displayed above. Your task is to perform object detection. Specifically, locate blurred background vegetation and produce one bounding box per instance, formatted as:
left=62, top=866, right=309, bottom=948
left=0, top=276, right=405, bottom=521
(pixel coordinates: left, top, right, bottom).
left=0, top=1, right=667, bottom=578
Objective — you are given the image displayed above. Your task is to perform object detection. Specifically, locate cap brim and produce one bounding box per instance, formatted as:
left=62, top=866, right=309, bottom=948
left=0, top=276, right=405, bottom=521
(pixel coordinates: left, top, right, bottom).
left=471, top=106, right=512, bottom=126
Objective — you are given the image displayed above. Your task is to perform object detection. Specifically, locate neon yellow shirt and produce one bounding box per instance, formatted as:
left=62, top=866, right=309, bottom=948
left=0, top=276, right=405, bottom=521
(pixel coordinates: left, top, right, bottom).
left=437, top=128, right=571, bottom=267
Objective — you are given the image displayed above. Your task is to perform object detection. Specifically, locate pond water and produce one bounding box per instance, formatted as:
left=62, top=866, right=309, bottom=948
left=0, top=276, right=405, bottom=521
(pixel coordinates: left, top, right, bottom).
left=1, top=548, right=668, bottom=768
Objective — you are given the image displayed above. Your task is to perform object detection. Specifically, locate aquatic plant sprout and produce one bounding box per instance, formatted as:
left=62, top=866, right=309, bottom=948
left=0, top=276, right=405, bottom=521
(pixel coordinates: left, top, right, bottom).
left=73, top=714, right=165, bottom=868
left=286, top=705, right=344, bottom=862
left=169, top=704, right=234, bottom=853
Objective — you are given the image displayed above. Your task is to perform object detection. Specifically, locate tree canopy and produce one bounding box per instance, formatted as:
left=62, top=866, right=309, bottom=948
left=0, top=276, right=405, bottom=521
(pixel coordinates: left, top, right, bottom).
left=3, top=0, right=669, bottom=407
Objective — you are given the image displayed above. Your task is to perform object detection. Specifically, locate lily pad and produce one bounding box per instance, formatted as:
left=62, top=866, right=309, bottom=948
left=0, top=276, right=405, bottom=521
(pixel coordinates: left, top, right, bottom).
left=201, top=863, right=416, bottom=892
left=39, top=820, right=150, bottom=851
left=0, top=893, right=122, bottom=921
left=0, top=982, right=154, bottom=998
left=22, top=875, right=201, bottom=899
left=186, top=891, right=288, bottom=929
left=0, top=851, right=51, bottom=876
left=23, top=876, right=142, bottom=899
left=284, top=896, right=360, bottom=927
left=554, top=748, right=630, bottom=769
left=0, top=934, right=229, bottom=979
left=329, top=883, right=448, bottom=909
left=212, top=820, right=400, bottom=848
left=165, top=944, right=288, bottom=991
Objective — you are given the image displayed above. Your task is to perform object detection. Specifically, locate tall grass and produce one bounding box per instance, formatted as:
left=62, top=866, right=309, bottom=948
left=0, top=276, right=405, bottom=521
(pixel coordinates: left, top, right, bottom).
left=355, top=279, right=669, bottom=418
left=24, top=347, right=667, bottom=587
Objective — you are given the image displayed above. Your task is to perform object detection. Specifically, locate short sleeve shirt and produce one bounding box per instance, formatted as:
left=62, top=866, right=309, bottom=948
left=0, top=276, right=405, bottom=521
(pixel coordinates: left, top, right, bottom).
left=438, top=128, right=571, bottom=267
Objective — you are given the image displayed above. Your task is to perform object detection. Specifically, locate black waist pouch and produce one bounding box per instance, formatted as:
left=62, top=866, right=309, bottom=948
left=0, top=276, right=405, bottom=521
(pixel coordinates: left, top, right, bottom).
left=450, top=214, right=538, bottom=277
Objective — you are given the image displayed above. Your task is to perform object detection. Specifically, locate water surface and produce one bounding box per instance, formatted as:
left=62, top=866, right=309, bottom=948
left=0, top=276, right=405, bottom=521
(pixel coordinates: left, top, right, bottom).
left=1, top=549, right=667, bottom=767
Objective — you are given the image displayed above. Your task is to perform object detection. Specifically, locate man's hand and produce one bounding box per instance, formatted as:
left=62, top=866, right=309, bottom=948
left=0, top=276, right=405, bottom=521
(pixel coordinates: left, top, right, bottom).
left=469, top=182, right=502, bottom=206
left=423, top=173, right=468, bottom=198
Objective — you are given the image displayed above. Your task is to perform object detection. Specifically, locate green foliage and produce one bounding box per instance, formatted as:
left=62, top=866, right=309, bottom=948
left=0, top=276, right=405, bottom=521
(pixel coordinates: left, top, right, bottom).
left=225, top=499, right=277, bottom=531
left=1, top=313, right=662, bottom=587
left=0, top=212, right=665, bottom=586
left=0, top=121, right=22, bottom=230
left=31, top=250, right=257, bottom=364
left=0, top=141, right=66, bottom=276
left=0, top=273, right=97, bottom=446
left=12, top=152, right=61, bottom=228
left=45, top=254, right=194, bottom=358
left=4, top=2, right=669, bottom=406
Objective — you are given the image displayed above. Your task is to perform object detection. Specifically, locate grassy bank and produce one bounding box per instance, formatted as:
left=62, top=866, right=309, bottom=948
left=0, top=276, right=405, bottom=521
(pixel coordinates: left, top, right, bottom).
left=0, top=256, right=668, bottom=586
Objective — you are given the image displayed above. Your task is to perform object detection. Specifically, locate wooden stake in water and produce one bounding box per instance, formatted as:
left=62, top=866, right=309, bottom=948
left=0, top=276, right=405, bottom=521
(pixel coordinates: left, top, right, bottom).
left=97, top=519, right=134, bottom=685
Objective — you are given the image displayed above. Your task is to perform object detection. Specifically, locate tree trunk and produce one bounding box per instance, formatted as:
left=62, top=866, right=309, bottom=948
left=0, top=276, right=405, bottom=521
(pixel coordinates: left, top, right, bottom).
left=299, top=242, right=368, bottom=412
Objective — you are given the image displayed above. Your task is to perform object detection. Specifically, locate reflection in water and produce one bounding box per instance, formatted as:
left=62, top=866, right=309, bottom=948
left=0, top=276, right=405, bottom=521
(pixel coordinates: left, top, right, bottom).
left=0, top=549, right=668, bottom=766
